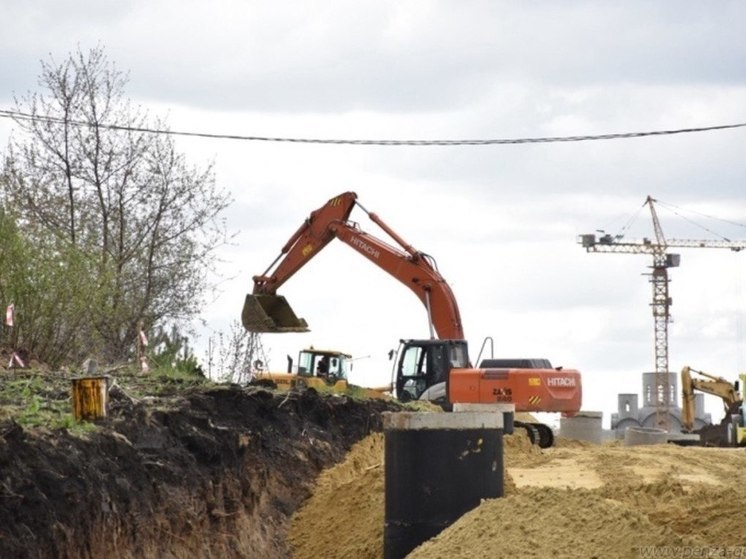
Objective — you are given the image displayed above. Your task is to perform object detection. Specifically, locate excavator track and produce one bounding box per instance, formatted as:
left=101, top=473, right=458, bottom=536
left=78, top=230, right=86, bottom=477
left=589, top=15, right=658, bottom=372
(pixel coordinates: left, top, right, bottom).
left=514, top=421, right=554, bottom=449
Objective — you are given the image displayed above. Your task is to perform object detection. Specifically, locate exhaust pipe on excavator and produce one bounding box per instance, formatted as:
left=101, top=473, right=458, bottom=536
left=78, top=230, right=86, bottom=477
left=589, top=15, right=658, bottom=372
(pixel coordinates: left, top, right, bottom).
left=241, top=294, right=310, bottom=333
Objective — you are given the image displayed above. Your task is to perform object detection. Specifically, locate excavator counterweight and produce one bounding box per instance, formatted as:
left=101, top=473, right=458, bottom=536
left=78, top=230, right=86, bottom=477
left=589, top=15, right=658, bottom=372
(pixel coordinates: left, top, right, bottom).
left=241, top=294, right=309, bottom=333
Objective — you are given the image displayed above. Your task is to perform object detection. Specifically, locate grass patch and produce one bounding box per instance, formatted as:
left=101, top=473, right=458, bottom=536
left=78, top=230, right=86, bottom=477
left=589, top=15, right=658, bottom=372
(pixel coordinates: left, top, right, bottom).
left=0, top=364, right=211, bottom=431
left=16, top=393, right=96, bottom=434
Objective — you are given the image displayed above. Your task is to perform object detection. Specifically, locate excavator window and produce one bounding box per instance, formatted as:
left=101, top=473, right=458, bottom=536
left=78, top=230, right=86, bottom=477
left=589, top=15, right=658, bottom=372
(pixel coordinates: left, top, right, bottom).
left=400, top=346, right=426, bottom=376
left=396, top=342, right=456, bottom=401
left=429, top=347, right=446, bottom=384
left=449, top=343, right=469, bottom=368
left=397, top=345, right=428, bottom=401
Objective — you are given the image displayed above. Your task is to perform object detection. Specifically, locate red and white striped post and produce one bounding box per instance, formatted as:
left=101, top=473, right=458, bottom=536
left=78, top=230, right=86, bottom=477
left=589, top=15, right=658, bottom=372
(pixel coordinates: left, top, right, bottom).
left=5, top=304, right=24, bottom=370
left=136, top=323, right=149, bottom=374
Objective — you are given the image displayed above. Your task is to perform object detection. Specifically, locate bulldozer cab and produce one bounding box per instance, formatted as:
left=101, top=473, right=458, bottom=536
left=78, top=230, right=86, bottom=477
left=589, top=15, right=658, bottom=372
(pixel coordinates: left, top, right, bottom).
left=297, top=349, right=351, bottom=382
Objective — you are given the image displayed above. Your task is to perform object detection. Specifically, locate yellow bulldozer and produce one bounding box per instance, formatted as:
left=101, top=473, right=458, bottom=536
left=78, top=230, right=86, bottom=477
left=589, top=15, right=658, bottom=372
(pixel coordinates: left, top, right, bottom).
left=252, top=347, right=392, bottom=399
left=681, top=366, right=746, bottom=447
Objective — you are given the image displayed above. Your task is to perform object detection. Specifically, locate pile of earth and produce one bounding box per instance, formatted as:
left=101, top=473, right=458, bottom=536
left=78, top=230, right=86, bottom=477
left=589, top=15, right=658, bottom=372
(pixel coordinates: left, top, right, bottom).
left=290, top=428, right=746, bottom=558
left=0, top=371, right=402, bottom=559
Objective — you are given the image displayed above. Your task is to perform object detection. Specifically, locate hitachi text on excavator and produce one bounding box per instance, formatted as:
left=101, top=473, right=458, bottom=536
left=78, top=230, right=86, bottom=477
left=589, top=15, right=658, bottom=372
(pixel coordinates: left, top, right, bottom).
left=241, top=192, right=582, bottom=447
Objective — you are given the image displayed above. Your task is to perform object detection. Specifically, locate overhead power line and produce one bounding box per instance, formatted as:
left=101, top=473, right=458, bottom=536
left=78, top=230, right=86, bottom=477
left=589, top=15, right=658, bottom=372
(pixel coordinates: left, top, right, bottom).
left=1, top=108, right=745, bottom=146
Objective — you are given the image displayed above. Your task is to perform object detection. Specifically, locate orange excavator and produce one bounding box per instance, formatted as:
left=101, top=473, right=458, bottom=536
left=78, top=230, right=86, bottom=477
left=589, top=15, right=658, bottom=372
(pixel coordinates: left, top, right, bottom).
left=242, top=192, right=582, bottom=447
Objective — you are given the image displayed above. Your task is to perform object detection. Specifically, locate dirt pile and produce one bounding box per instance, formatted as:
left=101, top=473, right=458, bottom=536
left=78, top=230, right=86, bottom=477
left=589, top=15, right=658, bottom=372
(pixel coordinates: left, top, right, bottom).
left=291, top=429, right=746, bottom=558
left=0, top=375, right=402, bottom=559
left=289, top=433, right=385, bottom=559
left=289, top=429, right=540, bottom=558
left=409, top=442, right=746, bottom=557
left=408, top=487, right=699, bottom=559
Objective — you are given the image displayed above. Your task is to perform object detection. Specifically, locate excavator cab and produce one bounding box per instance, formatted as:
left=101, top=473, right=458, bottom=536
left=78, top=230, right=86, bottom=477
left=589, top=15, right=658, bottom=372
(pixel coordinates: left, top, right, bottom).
left=395, top=339, right=469, bottom=403
left=242, top=294, right=310, bottom=333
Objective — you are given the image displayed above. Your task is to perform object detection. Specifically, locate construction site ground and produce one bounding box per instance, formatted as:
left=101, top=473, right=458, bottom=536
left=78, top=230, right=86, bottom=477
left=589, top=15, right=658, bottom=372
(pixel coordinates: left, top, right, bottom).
left=292, top=415, right=746, bottom=559
left=2, top=370, right=745, bottom=558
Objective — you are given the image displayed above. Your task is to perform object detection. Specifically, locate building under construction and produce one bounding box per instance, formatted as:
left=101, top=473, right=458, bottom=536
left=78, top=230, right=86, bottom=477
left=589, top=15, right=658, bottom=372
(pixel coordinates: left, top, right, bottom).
left=611, top=371, right=711, bottom=436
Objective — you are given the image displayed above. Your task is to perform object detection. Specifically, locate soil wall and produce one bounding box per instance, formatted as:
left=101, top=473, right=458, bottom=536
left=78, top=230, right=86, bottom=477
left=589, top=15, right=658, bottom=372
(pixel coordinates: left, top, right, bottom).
left=0, top=385, right=400, bottom=559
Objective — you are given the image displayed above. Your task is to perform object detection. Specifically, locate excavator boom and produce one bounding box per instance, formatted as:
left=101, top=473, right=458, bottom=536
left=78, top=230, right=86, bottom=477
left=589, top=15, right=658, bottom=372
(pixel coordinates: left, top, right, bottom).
left=242, top=192, right=464, bottom=339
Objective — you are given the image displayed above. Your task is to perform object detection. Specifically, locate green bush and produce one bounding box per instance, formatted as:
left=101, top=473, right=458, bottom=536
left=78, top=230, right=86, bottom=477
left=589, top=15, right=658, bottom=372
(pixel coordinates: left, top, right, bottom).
left=0, top=209, right=105, bottom=366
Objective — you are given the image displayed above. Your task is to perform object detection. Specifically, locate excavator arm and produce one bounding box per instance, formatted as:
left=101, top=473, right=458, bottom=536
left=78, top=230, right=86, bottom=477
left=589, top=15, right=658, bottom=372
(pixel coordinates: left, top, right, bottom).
left=242, top=192, right=465, bottom=340
left=251, top=192, right=357, bottom=295
left=681, top=366, right=741, bottom=431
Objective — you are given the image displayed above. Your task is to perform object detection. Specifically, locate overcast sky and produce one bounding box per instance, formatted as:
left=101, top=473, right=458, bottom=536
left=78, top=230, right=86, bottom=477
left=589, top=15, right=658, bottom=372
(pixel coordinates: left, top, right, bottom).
left=2, top=1, right=746, bottom=426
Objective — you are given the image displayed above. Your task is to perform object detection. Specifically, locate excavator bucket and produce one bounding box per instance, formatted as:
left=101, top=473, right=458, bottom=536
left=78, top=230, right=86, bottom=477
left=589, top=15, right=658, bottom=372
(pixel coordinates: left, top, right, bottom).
left=241, top=294, right=310, bottom=333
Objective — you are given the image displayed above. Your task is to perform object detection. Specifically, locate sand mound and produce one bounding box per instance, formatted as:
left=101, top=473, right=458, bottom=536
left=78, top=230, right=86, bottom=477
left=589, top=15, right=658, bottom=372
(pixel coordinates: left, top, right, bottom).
left=407, top=487, right=701, bottom=559
left=290, top=430, right=556, bottom=557
left=290, top=428, right=746, bottom=558
left=289, top=433, right=386, bottom=559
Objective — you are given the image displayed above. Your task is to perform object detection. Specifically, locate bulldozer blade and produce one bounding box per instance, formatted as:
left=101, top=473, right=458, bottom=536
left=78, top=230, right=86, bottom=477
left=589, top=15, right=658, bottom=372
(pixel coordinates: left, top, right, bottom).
left=241, top=294, right=310, bottom=333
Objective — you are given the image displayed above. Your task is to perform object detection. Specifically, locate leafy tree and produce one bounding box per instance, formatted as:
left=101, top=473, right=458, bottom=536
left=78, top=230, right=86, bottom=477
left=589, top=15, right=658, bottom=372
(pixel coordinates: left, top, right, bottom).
left=2, top=46, right=231, bottom=362
left=0, top=207, right=101, bottom=366
left=149, top=324, right=203, bottom=377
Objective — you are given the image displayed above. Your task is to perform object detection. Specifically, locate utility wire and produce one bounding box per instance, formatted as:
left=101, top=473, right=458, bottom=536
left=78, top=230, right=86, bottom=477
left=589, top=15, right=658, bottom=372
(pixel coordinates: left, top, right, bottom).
left=1, top=108, right=745, bottom=146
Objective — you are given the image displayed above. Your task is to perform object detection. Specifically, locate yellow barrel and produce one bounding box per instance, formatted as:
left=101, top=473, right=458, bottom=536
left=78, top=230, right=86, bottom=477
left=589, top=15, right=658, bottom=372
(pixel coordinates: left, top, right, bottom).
left=71, top=376, right=109, bottom=421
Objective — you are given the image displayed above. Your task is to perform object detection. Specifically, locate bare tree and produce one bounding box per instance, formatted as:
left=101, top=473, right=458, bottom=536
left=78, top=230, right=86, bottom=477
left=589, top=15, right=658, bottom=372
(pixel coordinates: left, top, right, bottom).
left=2, top=46, right=231, bottom=361
left=207, top=322, right=267, bottom=384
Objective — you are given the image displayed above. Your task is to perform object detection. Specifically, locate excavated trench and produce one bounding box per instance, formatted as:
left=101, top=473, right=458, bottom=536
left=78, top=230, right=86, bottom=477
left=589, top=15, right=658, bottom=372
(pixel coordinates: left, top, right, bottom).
left=0, top=384, right=401, bottom=559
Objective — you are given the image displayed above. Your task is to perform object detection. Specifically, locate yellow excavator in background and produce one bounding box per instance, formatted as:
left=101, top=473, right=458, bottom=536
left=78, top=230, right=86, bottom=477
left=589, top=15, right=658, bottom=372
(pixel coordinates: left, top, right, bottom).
left=252, top=347, right=392, bottom=399
left=681, top=366, right=746, bottom=447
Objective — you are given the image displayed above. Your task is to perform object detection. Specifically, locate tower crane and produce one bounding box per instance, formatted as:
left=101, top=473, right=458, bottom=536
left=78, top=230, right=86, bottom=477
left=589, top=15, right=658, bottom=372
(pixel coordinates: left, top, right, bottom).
left=579, top=195, right=746, bottom=430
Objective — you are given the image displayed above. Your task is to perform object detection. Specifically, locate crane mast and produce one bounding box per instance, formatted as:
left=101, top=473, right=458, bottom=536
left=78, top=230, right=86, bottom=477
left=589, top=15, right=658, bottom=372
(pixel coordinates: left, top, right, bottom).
left=647, top=195, right=674, bottom=430
left=579, top=196, right=746, bottom=430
